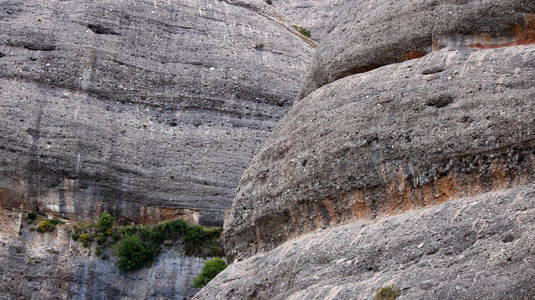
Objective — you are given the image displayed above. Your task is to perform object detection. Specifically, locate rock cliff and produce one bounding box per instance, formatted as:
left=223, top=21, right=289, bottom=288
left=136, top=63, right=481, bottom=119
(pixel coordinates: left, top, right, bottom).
left=0, top=210, right=207, bottom=299
left=224, top=45, right=535, bottom=261
left=0, top=0, right=313, bottom=226
left=202, top=0, right=535, bottom=298
left=196, top=184, right=535, bottom=299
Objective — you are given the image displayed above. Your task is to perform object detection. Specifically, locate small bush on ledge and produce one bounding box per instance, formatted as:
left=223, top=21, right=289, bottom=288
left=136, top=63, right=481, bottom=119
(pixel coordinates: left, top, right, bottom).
left=193, top=257, right=227, bottom=288
left=373, top=285, right=400, bottom=300
left=37, top=220, right=55, bottom=233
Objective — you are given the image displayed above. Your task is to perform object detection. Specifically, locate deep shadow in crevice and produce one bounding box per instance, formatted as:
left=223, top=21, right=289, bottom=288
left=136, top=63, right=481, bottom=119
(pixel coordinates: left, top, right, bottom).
left=87, top=24, right=120, bottom=35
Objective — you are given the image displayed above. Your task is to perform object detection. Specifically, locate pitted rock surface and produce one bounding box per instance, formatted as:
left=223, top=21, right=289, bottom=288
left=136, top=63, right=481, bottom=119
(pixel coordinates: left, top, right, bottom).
left=224, top=45, right=535, bottom=261
left=196, top=184, right=535, bottom=300
left=298, top=0, right=535, bottom=100
left=0, top=0, right=313, bottom=225
left=271, top=0, right=342, bottom=41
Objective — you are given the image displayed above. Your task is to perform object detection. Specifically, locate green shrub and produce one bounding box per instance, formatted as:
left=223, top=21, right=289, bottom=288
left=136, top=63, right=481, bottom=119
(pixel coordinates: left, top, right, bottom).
left=373, top=286, right=400, bottom=300
left=97, top=213, right=114, bottom=232
left=193, top=257, right=227, bottom=288
left=48, top=219, right=65, bottom=225
left=80, top=233, right=92, bottom=247
left=29, top=226, right=36, bottom=231
left=37, top=220, right=55, bottom=233
left=96, top=232, right=107, bottom=245
left=72, top=233, right=80, bottom=241
left=95, top=247, right=102, bottom=256
left=27, top=211, right=37, bottom=220
left=293, top=25, right=311, bottom=38
left=114, top=234, right=153, bottom=272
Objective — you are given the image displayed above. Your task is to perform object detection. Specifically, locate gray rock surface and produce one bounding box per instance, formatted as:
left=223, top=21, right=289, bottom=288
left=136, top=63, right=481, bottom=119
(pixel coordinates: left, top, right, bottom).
left=0, top=0, right=313, bottom=226
left=196, top=184, right=535, bottom=300
left=224, top=45, right=535, bottom=261
left=271, top=0, right=342, bottom=41
left=298, top=0, right=535, bottom=99
left=0, top=211, right=207, bottom=299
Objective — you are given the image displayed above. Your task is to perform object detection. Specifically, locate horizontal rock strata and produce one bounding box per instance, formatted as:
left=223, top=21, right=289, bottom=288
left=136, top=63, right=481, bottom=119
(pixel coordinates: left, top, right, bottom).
left=224, top=45, right=535, bottom=261
left=197, top=184, right=535, bottom=299
left=0, top=0, right=313, bottom=225
left=298, top=0, right=535, bottom=99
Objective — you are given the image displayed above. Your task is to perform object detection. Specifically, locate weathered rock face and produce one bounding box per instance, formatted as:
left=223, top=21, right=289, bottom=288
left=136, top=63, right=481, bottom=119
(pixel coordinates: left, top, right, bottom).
left=0, top=0, right=313, bottom=226
left=298, top=0, right=535, bottom=99
left=196, top=184, right=535, bottom=300
left=271, top=0, right=342, bottom=41
left=0, top=210, right=207, bottom=299
left=224, top=45, right=535, bottom=261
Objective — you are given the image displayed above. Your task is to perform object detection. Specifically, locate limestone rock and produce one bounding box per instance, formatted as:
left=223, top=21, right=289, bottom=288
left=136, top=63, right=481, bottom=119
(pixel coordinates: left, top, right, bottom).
left=196, top=184, right=535, bottom=299
left=0, top=211, right=207, bottom=299
left=0, top=0, right=313, bottom=225
left=271, top=0, right=342, bottom=41
left=224, top=45, right=535, bottom=261
left=298, top=0, right=535, bottom=99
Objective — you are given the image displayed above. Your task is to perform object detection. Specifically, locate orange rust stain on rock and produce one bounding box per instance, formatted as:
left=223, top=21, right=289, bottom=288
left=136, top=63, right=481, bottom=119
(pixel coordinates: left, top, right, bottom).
left=322, top=198, right=338, bottom=225
left=435, top=173, right=460, bottom=204
left=432, top=39, right=439, bottom=51
left=313, top=203, right=323, bottom=229
left=467, top=13, right=535, bottom=49
left=401, top=49, right=426, bottom=61
left=288, top=205, right=296, bottom=227
left=423, top=183, right=435, bottom=207
left=350, top=190, right=372, bottom=219
left=255, top=224, right=262, bottom=253
left=490, top=159, right=509, bottom=191
left=140, top=206, right=199, bottom=225
left=463, top=173, right=482, bottom=198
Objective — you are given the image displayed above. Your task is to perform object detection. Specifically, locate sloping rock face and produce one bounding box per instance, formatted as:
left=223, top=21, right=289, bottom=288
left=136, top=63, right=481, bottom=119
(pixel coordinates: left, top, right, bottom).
left=271, top=0, right=342, bottom=41
left=224, top=45, right=535, bottom=261
left=0, top=210, right=207, bottom=299
left=298, top=0, right=535, bottom=99
left=196, top=184, right=535, bottom=300
left=0, top=0, right=313, bottom=226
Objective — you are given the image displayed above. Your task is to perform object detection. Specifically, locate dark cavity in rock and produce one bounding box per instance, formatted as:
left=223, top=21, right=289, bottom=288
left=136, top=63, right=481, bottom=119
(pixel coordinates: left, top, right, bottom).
left=87, top=24, right=120, bottom=35
left=22, top=42, right=56, bottom=51
left=426, top=94, right=455, bottom=108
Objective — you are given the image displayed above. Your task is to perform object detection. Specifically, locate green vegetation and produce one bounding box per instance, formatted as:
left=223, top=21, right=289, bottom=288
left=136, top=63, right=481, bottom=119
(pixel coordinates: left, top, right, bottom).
left=373, top=286, right=400, bottom=300
left=114, top=234, right=153, bottom=272
left=193, top=257, right=227, bottom=288
left=67, top=212, right=223, bottom=273
left=26, top=211, right=37, bottom=220
left=48, top=218, right=65, bottom=225
left=254, top=43, right=264, bottom=49
left=112, top=219, right=223, bottom=272
left=97, top=213, right=114, bottom=232
left=80, top=233, right=92, bottom=247
left=293, top=25, right=311, bottom=38
left=37, top=220, right=55, bottom=233
left=96, top=232, right=107, bottom=245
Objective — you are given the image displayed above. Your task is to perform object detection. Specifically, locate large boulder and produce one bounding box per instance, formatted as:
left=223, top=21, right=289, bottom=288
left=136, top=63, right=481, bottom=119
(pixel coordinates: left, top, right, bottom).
left=0, top=0, right=313, bottom=225
left=196, top=184, right=535, bottom=299
left=224, top=45, right=535, bottom=261
left=298, top=0, right=535, bottom=99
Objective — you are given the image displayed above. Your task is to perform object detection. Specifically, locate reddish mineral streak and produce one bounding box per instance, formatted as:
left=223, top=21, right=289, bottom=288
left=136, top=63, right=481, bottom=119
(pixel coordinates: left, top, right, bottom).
left=252, top=153, right=535, bottom=255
